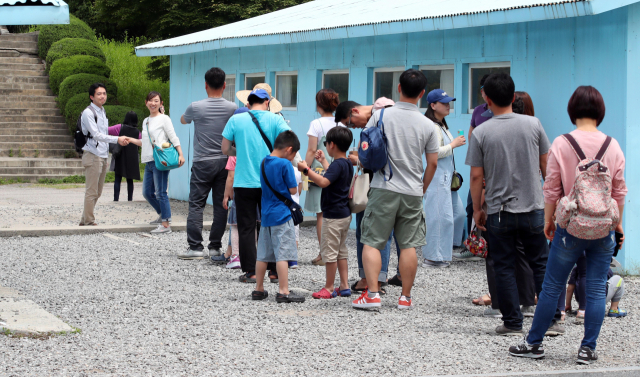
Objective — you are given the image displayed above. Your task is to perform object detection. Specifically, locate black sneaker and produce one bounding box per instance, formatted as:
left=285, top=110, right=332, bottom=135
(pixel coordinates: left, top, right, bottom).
left=577, top=346, right=598, bottom=365
left=252, top=290, right=268, bottom=300
left=276, top=293, right=305, bottom=303
left=509, top=339, right=545, bottom=359
left=238, top=272, right=256, bottom=283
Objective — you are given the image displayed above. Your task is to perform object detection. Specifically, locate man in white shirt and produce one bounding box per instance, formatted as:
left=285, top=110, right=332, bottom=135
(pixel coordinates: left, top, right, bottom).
left=80, top=83, right=129, bottom=226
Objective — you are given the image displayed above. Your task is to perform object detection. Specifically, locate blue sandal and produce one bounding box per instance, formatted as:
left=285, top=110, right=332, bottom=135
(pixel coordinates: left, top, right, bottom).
left=331, top=288, right=352, bottom=297
left=608, top=308, right=628, bottom=318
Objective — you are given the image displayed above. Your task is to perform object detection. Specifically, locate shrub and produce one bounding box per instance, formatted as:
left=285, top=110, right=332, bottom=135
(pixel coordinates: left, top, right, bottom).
left=58, top=73, right=118, bottom=112
left=45, top=38, right=106, bottom=74
left=104, top=105, right=146, bottom=129
left=64, top=96, right=145, bottom=136
left=49, top=55, right=111, bottom=95
left=37, top=15, right=96, bottom=59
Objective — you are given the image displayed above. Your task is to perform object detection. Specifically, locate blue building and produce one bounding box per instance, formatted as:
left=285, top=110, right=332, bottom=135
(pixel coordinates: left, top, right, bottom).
left=0, top=0, right=69, bottom=25
left=136, top=0, right=640, bottom=270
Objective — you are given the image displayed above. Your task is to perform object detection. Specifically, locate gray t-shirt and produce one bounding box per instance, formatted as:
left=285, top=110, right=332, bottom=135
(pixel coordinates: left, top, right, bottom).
left=465, top=113, right=550, bottom=215
left=183, top=97, right=237, bottom=162
left=367, top=102, right=440, bottom=197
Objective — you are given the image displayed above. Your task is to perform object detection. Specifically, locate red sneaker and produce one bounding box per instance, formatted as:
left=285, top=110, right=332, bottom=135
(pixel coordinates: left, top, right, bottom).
left=352, top=289, right=381, bottom=309
left=398, top=295, right=412, bottom=310
left=312, top=287, right=333, bottom=299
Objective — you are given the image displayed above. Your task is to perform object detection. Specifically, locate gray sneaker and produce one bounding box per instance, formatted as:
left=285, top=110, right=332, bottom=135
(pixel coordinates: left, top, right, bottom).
left=453, top=249, right=483, bottom=261
left=545, top=321, right=566, bottom=336
left=484, top=308, right=502, bottom=318
left=150, top=224, right=171, bottom=234
left=422, top=259, right=450, bottom=268
left=149, top=216, right=162, bottom=225
left=494, top=324, right=525, bottom=336
left=521, top=306, right=535, bottom=317
left=177, top=248, right=206, bottom=260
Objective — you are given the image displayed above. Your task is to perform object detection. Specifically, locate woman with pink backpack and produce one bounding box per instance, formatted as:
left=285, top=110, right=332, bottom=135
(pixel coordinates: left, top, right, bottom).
left=509, top=86, right=627, bottom=365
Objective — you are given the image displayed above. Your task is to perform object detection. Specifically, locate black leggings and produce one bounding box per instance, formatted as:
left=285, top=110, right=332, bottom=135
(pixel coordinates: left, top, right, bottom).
left=114, top=174, right=134, bottom=201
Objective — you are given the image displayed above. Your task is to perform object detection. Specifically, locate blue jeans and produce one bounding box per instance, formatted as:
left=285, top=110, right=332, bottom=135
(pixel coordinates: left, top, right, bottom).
left=527, top=227, right=614, bottom=349
left=143, top=162, right=171, bottom=221
left=356, top=210, right=400, bottom=282
left=486, top=210, right=549, bottom=330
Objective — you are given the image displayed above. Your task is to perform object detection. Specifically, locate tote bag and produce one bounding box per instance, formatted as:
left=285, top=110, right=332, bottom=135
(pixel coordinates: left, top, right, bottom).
left=147, top=119, right=180, bottom=171
left=349, top=164, right=370, bottom=213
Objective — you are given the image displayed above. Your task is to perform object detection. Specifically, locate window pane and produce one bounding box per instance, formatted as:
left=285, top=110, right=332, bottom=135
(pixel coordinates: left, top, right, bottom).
left=470, top=66, right=511, bottom=110
left=277, top=75, right=297, bottom=108
left=323, top=73, right=349, bottom=103
left=223, top=77, right=235, bottom=102
left=245, top=75, right=265, bottom=90
left=420, top=69, right=454, bottom=109
left=374, top=71, right=402, bottom=102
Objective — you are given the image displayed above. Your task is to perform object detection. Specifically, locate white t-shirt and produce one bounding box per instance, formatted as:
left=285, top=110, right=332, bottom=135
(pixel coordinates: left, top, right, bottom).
left=292, top=169, right=302, bottom=204
left=141, top=114, right=180, bottom=164
left=306, top=117, right=344, bottom=139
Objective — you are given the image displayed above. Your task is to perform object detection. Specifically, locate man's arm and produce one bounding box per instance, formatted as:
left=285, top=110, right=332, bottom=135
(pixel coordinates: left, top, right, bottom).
left=221, top=137, right=236, bottom=156
left=422, top=152, right=438, bottom=194
left=180, top=115, right=189, bottom=125
left=223, top=170, right=234, bottom=210
left=539, top=152, right=548, bottom=180
left=470, top=166, right=486, bottom=230
left=83, top=109, right=121, bottom=145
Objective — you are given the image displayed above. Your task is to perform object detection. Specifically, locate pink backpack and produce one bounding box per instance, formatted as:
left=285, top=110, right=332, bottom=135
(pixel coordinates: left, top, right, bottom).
left=555, top=134, right=619, bottom=240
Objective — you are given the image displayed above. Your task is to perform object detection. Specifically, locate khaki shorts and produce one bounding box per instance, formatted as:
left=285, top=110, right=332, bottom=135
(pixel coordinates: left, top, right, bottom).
left=320, top=216, right=352, bottom=263
left=361, top=188, right=426, bottom=251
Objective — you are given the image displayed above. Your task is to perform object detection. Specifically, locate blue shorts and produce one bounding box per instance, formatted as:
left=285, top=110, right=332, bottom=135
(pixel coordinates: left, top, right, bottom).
left=257, top=219, right=297, bottom=263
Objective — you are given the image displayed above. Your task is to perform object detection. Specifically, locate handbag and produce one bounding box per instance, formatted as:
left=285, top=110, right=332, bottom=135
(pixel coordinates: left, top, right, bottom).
left=110, top=143, right=123, bottom=158
left=463, top=220, right=488, bottom=258
left=439, top=126, right=463, bottom=191
left=147, top=118, right=180, bottom=171
left=348, top=163, right=370, bottom=213
left=261, top=160, right=304, bottom=226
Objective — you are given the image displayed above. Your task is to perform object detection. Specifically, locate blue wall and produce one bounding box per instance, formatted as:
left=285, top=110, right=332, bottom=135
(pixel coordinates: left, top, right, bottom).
left=167, top=6, right=638, bottom=269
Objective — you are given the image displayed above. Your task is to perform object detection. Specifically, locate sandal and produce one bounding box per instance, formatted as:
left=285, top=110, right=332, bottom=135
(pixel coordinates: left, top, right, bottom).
left=388, top=275, right=402, bottom=287
left=251, top=290, right=268, bottom=300
left=378, top=286, right=386, bottom=296
left=472, top=294, right=491, bottom=306
left=311, top=254, right=325, bottom=266
left=608, top=308, right=628, bottom=318
left=331, top=288, right=352, bottom=297
left=351, top=279, right=367, bottom=293
left=312, top=288, right=333, bottom=299
left=269, top=271, right=278, bottom=284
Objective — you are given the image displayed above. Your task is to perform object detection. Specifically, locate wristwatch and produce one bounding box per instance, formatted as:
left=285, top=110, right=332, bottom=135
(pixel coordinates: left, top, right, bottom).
left=303, top=168, right=309, bottom=176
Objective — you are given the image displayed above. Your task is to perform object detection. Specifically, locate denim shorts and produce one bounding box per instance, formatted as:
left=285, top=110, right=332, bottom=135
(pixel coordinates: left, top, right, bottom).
left=257, top=219, right=298, bottom=263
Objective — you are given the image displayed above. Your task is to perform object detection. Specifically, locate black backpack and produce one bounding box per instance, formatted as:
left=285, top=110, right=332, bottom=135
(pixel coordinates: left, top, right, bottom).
left=74, top=106, right=99, bottom=153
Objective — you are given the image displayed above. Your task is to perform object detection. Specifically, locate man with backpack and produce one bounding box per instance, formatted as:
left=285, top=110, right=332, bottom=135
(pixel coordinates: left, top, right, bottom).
left=351, top=69, right=439, bottom=310
left=79, top=83, right=129, bottom=226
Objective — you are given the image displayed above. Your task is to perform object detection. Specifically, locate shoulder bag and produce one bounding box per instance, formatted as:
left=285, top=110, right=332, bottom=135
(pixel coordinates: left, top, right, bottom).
left=349, top=162, right=370, bottom=213
left=147, top=118, right=180, bottom=171
left=261, top=160, right=304, bottom=226
left=439, top=126, right=463, bottom=191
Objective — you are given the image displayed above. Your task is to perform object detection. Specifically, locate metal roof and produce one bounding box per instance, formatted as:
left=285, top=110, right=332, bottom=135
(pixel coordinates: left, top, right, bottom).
left=136, top=0, right=638, bottom=57
left=0, top=0, right=64, bottom=5
left=0, top=0, right=68, bottom=25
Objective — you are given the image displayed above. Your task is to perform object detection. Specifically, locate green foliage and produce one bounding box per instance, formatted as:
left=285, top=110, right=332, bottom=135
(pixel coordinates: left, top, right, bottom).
left=97, top=36, right=168, bottom=113
left=49, top=55, right=111, bottom=95
left=38, top=175, right=86, bottom=184
left=0, top=177, right=24, bottom=185
left=146, top=56, right=170, bottom=83
left=58, top=73, right=118, bottom=112
left=104, top=105, right=146, bottom=129
left=46, top=38, right=106, bottom=74
left=37, top=14, right=96, bottom=59
left=64, top=93, right=92, bottom=135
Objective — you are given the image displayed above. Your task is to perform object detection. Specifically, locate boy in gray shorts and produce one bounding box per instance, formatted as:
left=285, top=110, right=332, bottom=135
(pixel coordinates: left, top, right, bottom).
left=252, top=131, right=305, bottom=303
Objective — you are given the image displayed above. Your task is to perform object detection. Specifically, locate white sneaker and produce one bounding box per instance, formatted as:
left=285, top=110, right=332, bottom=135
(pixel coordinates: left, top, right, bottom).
left=151, top=224, right=171, bottom=234
left=453, top=249, right=483, bottom=261
left=177, top=247, right=205, bottom=260
left=149, top=216, right=162, bottom=225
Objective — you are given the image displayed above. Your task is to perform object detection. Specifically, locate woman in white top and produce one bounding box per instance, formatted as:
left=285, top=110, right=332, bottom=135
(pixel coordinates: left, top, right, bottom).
left=141, top=91, right=185, bottom=233
left=422, top=89, right=466, bottom=267
left=304, top=89, right=341, bottom=265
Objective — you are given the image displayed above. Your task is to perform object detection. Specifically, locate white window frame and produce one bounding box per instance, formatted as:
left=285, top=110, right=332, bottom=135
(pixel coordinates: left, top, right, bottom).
left=468, top=61, right=511, bottom=113
left=244, top=72, right=265, bottom=90
left=222, top=74, right=236, bottom=103
left=372, top=66, right=405, bottom=103
left=275, top=71, right=298, bottom=110
left=321, top=69, right=349, bottom=88
left=419, top=64, right=455, bottom=110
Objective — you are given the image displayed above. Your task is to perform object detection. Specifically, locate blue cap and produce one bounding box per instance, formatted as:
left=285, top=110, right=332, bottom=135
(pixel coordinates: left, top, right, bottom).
left=247, top=89, right=270, bottom=101
left=427, top=89, right=456, bottom=105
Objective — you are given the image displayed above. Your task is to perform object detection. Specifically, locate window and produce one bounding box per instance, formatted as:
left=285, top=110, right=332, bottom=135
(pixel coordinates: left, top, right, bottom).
left=322, top=70, right=349, bottom=103
left=245, top=73, right=265, bottom=91
left=222, top=75, right=236, bottom=102
left=374, top=67, right=404, bottom=103
left=275, top=72, right=298, bottom=109
left=420, top=65, right=454, bottom=109
left=469, top=62, right=511, bottom=112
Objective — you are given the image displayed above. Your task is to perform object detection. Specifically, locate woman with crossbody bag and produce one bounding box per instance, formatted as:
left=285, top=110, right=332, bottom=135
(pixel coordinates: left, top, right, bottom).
left=422, top=89, right=466, bottom=268
left=141, top=91, right=185, bottom=234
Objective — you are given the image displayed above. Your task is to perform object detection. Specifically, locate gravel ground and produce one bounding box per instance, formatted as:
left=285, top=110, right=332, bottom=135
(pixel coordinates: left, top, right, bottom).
left=1, top=228, right=638, bottom=376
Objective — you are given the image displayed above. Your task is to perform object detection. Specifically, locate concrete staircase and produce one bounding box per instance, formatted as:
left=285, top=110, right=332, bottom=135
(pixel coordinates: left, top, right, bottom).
left=0, top=32, right=83, bottom=182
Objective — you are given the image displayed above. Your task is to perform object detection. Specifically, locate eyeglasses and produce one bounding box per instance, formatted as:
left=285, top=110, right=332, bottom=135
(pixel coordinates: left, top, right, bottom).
left=346, top=110, right=356, bottom=127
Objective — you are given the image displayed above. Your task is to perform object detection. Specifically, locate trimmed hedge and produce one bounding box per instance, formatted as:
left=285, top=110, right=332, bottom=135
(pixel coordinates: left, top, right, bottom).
left=49, top=55, right=111, bottom=95
left=104, top=105, right=145, bottom=130
left=64, top=95, right=144, bottom=136
left=37, top=15, right=96, bottom=59
left=45, top=38, right=106, bottom=74
left=58, top=73, right=118, bottom=112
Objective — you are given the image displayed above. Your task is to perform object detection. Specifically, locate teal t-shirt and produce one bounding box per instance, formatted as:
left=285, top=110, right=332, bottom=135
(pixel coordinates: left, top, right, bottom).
left=222, top=110, right=291, bottom=188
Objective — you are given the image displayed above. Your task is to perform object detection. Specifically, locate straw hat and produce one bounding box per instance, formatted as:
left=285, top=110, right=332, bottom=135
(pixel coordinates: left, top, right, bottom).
left=235, top=83, right=283, bottom=113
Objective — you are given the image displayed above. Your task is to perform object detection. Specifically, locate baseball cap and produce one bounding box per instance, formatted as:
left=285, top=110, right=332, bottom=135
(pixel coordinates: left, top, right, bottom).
left=427, top=89, right=456, bottom=105
left=247, top=89, right=270, bottom=101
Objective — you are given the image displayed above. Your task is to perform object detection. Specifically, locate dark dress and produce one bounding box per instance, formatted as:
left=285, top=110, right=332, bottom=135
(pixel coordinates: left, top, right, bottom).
left=114, top=124, right=141, bottom=180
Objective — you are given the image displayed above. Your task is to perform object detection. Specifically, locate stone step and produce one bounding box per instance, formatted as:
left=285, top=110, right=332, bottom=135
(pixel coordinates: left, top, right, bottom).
left=0, top=88, right=53, bottom=96
left=0, top=40, right=37, bottom=50
left=0, top=57, right=41, bottom=64
left=0, top=33, right=38, bottom=42
left=0, top=149, right=75, bottom=158
left=0, top=108, right=61, bottom=116
left=1, top=115, right=66, bottom=123
left=0, top=69, right=46, bottom=77
left=0, top=166, right=84, bottom=176
left=0, top=122, right=67, bottom=130
left=0, top=135, right=72, bottom=143
left=0, top=63, right=44, bottom=71
left=0, top=82, right=50, bottom=90
left=0, top=50, right=19, bottom=58
left=0, top=101, right=57, bottom=109
left=0, top=128, right=69, bottom=136
left=0, top=75, right=49, bottom=84
left=0, top=95, right=56, bottom=103
left=0, top=173, right=81, bottom=182
left=0, top=141, right=75, bottom=151
left=0, top=157, right=82, bottom=168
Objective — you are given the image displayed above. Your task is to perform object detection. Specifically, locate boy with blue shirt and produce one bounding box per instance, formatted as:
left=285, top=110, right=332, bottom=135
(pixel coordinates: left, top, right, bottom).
left=298, top=127, right=354, bottom=299
left=252, top=131, right=305, bottom=303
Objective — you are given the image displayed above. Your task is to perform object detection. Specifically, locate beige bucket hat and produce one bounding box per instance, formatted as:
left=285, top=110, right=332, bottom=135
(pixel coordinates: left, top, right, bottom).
left=235, top=83, right=283, bottom=113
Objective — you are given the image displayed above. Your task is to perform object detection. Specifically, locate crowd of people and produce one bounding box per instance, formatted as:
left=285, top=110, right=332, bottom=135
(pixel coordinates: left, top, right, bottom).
left=76, top=67, right=629, bottom=365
